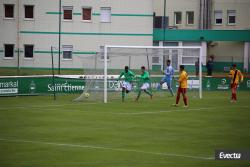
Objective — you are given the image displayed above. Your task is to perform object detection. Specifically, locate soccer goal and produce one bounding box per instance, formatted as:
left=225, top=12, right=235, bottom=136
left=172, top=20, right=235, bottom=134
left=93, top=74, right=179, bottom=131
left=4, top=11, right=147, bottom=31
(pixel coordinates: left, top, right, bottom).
left=74, top=45, right=203, bottom=103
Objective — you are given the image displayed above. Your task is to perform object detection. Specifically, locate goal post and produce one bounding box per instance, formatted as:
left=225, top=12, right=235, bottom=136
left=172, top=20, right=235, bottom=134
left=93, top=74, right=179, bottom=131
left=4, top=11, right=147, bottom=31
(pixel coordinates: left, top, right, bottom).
left=104, top=45, right=203, bottom=103
left=104, top=45, right=108, bottom=103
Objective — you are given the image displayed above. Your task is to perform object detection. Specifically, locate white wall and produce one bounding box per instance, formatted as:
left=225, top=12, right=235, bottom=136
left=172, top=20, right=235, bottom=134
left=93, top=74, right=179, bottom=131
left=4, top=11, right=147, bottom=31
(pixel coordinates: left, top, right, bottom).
left=0, top=0, right=154, bottom=69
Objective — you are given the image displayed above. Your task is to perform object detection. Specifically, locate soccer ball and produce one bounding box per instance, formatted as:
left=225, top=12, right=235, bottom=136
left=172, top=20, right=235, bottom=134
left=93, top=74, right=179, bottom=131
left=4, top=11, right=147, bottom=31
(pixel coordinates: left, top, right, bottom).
left=84, top=92, right=90, bottom=98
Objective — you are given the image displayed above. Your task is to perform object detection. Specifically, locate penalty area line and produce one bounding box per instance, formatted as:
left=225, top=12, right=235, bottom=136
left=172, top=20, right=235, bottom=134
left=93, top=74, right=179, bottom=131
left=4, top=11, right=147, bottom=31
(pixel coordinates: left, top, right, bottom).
left=0, top=138, right=213, bottom=160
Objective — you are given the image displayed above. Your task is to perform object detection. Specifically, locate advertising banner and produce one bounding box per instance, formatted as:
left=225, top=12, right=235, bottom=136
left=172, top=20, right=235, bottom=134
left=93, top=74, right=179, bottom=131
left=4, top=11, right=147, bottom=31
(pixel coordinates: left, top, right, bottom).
left=203, top=77, right=250, bottom=91
left=0, top=76, right=85, bottom=96
left=0, top=75, right=249, bottom=96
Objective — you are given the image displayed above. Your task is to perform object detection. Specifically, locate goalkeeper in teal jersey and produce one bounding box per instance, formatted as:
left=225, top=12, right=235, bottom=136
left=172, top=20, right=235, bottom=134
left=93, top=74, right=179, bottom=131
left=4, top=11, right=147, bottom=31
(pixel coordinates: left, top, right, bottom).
left=135, top=66, right=153, bottom=101
left=117, top=66, right=135, bottom=102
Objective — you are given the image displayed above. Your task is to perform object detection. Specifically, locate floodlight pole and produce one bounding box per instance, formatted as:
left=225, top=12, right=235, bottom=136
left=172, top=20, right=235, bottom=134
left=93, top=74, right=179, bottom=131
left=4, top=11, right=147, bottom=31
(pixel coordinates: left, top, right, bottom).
left=51, top=46, right=56, bottom=101
left=146, top=48, right=150, bottom=72
left=163, top=0, right=167, bottom=70
left=17, top=0, right=20, bottom=75
left=58, top=0, right=62, bottom=75
left=163, top=0, right=166, bottom=41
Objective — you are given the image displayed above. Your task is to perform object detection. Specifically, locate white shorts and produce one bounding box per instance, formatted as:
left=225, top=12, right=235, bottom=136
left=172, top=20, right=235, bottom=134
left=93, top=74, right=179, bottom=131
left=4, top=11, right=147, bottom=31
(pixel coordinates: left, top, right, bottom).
left=141, top=83, right=150, bottom=90
left=122, top=81, right=132, bottom=91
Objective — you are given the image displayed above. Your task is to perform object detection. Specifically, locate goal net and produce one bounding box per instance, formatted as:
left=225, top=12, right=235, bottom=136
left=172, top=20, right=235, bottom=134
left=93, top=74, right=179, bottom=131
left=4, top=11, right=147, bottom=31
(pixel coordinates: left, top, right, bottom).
left=73, top=53, right=104, bottom=102
left=74, top=46, right=203, bottom=103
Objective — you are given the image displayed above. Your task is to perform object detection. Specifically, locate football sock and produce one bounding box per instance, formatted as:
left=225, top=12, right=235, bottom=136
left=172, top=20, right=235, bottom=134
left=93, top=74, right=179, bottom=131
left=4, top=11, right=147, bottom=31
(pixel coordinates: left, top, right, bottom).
left=183, top=97, right=188, bottom=106
left=233, top=93, right=237, bottom=100
left=144, top=90, right=152, bottom=96
left=122, top=91, right=125, bottom=101
left=137, top=91, right=141, bottom=98
left=169, top=88, right=174, bottom=96
left=157, top=84, right=161, bottom=90
left=176, top=95, right=180, bottom=104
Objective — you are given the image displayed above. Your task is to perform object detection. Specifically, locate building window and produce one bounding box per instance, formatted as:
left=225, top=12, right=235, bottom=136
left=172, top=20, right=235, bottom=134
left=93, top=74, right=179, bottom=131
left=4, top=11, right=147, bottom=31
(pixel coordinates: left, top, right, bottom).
left=153, top=41, right=159, bottom=46
left=227, top=10, right=236, bottom=25
left=63, top=6, right=73, bottom=20
left=174, top=12, right=182, bottom=25
left=4, top=44, right=14, bottom=58
left=24, top=5, right=34, bottom=19
left=163, top=42, right=179, bottom=46
left=4, top=4, right=14, bottom=19
left=100, top=7, right=111, bottom=23
left=214, top=10, right=223, bottom=25
left=186, top=11, right=194, bottom=25
left=154, top=16, right=168, bottom=28
left=24, top=45, right=34, bottom=58
left=62, top=45, right=73, bottom=60
left=82, top=7, right=92, bottom=21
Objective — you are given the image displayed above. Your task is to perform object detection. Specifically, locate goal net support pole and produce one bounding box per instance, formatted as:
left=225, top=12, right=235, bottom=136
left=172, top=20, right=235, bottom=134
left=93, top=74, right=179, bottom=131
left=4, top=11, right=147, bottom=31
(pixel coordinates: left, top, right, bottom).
left=199, top=47, right=203, bottom=99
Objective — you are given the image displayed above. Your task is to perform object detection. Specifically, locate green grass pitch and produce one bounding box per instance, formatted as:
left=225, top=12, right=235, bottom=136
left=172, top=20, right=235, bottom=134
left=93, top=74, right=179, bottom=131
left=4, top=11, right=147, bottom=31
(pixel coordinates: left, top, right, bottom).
left=0, top=91, right=250, bottom=167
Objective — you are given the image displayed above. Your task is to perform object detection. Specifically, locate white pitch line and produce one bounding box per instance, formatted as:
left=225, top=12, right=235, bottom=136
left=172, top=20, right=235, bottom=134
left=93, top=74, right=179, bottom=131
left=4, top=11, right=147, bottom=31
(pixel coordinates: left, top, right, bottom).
left=0, top=138, right=213, bottom=160
left=1, top=104, right=249, bottom=116
left=237, top=106, right=250, bottom=109
left=0, top=102, right=99, bottom=111
left=29, top=106, right=217, bottom=115
left=114, top=105, right=250, bottom=115
left=115, top=107, right=217, bottom=115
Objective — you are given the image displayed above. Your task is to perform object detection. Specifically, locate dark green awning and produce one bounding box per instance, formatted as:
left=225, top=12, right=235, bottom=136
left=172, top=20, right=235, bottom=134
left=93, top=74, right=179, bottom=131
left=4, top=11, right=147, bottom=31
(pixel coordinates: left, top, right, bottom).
left=153, top=29, right=250, bottom=42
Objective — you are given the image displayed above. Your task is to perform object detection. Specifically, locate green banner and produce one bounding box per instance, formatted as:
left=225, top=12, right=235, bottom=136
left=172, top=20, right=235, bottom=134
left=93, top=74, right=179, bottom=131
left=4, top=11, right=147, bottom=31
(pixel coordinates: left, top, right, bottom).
left=0, top=76, right=85, bottom=96
left=108, top=77, right=250, bottom=91
left=0, top=76, right=249, bottom=96
left=202, top=77, right=250, bottom=91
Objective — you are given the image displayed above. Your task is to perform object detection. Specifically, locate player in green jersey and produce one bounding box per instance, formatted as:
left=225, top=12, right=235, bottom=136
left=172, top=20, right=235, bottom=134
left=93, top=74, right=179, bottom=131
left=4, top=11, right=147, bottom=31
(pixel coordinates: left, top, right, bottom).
left=135, top=66, right=153, bottom=101
left=117, top=66, right=135, bottom=102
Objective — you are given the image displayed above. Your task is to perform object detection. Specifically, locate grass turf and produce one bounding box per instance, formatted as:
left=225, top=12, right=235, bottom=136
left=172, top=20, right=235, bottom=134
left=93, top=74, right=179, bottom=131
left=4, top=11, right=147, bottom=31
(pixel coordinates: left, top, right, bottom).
left=0, top=91, right=250, bottom=167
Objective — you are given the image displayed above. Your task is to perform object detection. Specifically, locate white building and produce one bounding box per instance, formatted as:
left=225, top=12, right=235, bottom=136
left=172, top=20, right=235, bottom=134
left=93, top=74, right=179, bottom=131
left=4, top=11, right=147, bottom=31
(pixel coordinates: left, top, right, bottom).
left=1, top=0, right=250, bottom=72
left=0, top=0, right=153, bottom=70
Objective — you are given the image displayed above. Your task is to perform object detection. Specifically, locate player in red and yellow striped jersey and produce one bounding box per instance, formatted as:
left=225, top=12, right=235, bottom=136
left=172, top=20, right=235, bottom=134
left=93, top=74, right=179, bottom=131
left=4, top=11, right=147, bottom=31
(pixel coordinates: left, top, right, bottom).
left=174, top=65, right=188, bottom=107
left=228, top=64, right=244, bottom=102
